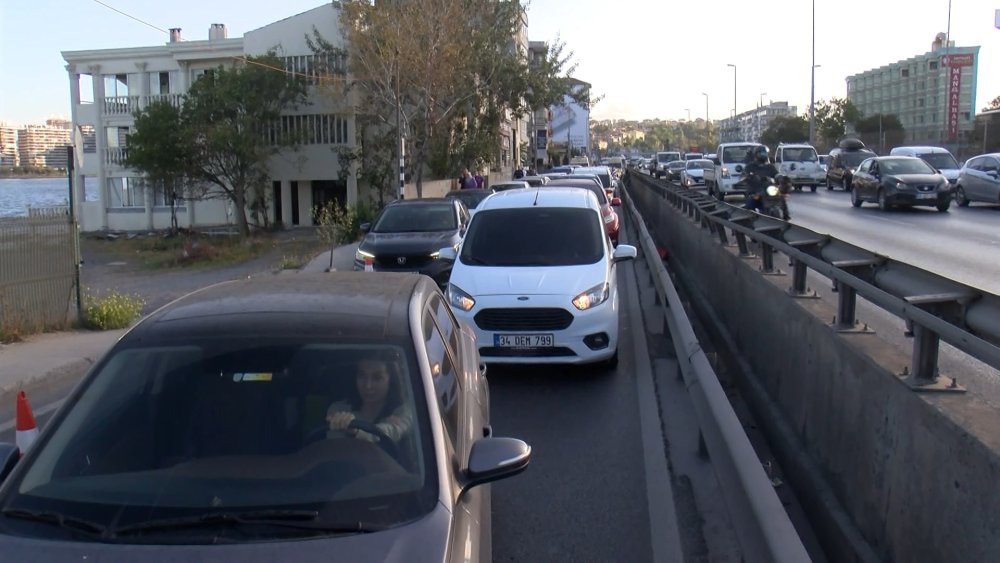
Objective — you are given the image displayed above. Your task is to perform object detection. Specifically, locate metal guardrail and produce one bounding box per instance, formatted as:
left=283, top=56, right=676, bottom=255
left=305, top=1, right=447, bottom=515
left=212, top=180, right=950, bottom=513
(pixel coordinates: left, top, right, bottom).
left=621, top=186, right=812, bottom=562
left=629, top=171, right=1000, bottom=392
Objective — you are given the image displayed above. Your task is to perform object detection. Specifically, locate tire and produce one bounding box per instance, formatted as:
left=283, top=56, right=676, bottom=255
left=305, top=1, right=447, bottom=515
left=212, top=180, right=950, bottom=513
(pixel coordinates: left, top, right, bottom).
left=716, top=190, right=725, bottom=201
left=810, top=185, right=818, bottom=193
left=937, top=201, right=951, bottom=212
left=842, top=177, right=851, bottom=192
left=878, top=189, right=890, bottom=211
left=851, top=187, right=863, bottom=207
left=826, top=175, right=833, bottom=190
left=954, top=186, right=970, bottom=207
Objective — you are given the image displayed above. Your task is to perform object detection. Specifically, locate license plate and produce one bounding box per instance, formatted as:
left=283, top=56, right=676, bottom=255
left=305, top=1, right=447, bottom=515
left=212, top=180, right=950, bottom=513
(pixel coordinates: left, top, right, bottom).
left=494, top=334, right=553, bottom=347
left=916, top=193, right=937, bottom=200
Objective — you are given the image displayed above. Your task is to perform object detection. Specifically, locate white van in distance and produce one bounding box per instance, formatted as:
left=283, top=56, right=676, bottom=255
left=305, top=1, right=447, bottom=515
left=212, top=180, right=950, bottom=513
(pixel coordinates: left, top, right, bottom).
left=889, top=146, right=962, bottom=185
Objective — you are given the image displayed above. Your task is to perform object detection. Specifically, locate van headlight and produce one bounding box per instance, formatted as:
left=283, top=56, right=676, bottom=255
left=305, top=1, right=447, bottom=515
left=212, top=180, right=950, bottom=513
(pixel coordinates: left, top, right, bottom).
left=447, top=284, right=476, bottom=312
left=572, top=283, right=610, bottom=310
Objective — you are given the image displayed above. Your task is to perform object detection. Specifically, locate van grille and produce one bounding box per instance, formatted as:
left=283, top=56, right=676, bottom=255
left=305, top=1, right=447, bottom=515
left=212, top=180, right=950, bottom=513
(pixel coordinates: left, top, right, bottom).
left=474, top=308, right=574, bottom=331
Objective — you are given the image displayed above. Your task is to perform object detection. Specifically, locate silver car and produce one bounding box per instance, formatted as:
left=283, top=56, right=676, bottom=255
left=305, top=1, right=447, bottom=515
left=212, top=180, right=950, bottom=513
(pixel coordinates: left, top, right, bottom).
left=0, top=273, right=530, bottom=562
left=955, top=153, right=1000, bottom=206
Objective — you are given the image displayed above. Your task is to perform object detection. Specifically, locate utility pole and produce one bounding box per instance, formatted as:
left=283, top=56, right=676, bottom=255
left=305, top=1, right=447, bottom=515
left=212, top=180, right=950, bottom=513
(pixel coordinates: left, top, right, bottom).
left=395, top=48, right=404, bottom=200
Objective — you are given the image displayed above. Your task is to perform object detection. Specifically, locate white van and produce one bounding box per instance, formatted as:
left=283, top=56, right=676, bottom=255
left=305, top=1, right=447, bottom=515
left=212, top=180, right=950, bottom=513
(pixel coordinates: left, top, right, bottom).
left=889, top=146, right=961, bottom=184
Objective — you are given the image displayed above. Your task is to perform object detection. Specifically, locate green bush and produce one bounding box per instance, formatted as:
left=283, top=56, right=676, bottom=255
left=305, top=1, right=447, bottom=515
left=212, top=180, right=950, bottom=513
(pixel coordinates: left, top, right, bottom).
left=82, top=290, right=145, bottom=330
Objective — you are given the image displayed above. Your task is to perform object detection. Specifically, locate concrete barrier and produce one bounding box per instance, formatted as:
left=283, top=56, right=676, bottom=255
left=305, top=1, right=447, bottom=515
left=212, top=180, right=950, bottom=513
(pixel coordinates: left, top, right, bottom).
left=628, top=176, right=1000, bottom=563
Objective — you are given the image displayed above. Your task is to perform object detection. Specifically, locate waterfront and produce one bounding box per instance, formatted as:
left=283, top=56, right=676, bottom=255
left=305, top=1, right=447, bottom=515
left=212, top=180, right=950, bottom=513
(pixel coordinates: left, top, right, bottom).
left=0, top=177, right=95, bottom=217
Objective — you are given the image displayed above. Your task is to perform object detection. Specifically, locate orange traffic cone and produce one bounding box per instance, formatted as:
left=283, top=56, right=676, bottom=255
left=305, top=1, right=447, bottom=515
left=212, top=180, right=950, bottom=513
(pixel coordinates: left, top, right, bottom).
left=15, top=391, right=38, bottom=456
left=364, top=256, right=374, bottom=272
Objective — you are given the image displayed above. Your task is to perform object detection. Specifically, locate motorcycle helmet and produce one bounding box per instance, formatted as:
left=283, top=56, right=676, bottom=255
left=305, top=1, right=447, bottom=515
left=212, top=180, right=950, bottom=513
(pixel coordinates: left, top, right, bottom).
left=755, top=145, right=770, bottom=164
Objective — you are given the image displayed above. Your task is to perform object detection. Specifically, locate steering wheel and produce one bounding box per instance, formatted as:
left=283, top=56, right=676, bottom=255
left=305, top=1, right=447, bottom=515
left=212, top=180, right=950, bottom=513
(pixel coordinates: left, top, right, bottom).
left=305, top=419, right=400, bottom=460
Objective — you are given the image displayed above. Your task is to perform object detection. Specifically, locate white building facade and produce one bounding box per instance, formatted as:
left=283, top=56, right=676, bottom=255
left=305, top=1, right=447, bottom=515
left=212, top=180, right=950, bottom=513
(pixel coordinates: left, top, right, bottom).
left=549, top=78, right=591, bottom=162
left=62, top=4, right=360, bottom=233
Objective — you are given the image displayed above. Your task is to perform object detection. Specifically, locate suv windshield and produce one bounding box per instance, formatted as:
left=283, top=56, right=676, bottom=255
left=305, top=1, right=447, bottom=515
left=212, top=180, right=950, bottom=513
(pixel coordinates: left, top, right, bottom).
left=841, top=151, right=875, bottom=167
left=781, top=147, right=818, bottom=162
left=460, top=207, right=604, bottom=267
left=5, top=340, right=436, bottom=537
left=917, top=152, right=960, bottom=170
left=373, top=203, right=456, bottom=233
left=881, top=158, right=936, bottom=175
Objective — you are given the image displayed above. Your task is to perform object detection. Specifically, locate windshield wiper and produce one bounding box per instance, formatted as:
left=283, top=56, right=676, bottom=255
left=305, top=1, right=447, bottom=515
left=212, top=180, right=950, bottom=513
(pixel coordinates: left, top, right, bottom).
left=111, top=509, right=380, bottom=536
left=462, top=257, right=494, bottom=266
left=2, top=508, right=107, bottom=537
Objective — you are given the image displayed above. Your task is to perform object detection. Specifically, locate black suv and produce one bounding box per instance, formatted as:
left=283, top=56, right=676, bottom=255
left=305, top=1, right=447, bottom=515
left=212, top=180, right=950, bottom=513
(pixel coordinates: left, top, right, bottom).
left=826, top=138, right=876, bottom=192
left=354, top=198, right=469, bottom=286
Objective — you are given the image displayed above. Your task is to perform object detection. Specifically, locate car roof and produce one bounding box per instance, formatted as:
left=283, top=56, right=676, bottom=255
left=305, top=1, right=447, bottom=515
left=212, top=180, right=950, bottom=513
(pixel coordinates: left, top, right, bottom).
left=476, top=186, right=600, bottom=211
left=777, top=143, right=816, bottom=149
left=386, top=197, right=455, bottom=207
left=446, top=189, right=489, bottom=195
left=687, top=159, right=713, bottom=165
left=573, top=166, right=611, bottom=174
left=127, top=273, right=429, bottom=341
left=890, top=146, right=952, bottom=154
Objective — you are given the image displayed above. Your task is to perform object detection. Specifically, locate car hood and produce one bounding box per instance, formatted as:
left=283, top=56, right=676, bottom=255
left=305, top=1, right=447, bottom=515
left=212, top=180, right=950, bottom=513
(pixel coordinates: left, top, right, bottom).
left=0, top=503, right=454, bottom=562
left=889, top=173, right=946, bottom=185
left=361, top=231, right=461, bottom=255
left=937, top=168, right=960, bottom=180
left=685, top=169, right=705, bottom=177
left=453, top=263, right=607, bottom=297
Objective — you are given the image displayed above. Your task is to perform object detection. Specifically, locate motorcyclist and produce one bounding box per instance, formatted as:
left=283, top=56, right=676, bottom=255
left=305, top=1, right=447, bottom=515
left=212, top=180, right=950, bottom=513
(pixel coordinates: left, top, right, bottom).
left=742, top=145, right=790, bottom=220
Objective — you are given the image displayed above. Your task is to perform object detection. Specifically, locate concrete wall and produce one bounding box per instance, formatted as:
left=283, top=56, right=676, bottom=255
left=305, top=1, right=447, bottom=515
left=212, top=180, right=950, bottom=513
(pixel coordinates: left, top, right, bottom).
left=628, top=177, right=1000, bottom=563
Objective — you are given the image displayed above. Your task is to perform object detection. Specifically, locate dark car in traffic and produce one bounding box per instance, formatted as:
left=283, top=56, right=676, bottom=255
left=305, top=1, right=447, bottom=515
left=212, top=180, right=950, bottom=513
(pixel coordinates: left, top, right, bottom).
left=849, top=156, right=953, bottom=212
left=354, top=198, right=469, bottom=286
left=826, top=139, right=876, bottom=191
left=444, top=188, right=491, bottom=212
left=0, top=273, right=530, bottom=562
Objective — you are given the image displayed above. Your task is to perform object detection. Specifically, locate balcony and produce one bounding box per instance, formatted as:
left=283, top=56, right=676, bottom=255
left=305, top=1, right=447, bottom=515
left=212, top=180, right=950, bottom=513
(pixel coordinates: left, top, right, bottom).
left=103, top=96, right=140, bottom=116
left=105, top=147, right=129, bottom=167
left=146, top=93, right=183, bottom=109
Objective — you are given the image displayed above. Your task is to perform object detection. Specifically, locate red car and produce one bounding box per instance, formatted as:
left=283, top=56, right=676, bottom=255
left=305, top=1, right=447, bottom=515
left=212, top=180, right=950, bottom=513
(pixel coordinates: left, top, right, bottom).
left=544, top=178, right=621, bottom=244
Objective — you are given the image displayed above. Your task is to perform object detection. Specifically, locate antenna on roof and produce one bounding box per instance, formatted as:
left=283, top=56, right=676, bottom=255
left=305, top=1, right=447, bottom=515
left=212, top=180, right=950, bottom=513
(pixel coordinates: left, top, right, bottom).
left=533, top=188, right=540, bottom=206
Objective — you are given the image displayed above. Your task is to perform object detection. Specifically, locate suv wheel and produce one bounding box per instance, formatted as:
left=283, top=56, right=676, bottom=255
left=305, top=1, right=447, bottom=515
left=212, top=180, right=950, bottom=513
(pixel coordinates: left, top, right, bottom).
left=851, top=186, right=863, bottom=208
left=842, top=177, right=851, bottom=192
left=955, top=186, right=970, bottom=207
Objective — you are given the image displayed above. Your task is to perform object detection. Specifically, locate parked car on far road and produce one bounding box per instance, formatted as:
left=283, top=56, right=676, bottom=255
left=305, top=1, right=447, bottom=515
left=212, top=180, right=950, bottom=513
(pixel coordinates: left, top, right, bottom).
left=955, top=153, right=1000, bottom=206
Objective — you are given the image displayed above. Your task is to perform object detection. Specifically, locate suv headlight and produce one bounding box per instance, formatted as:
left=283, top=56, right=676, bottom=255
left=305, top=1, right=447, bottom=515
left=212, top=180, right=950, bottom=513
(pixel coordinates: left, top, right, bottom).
left=572, top=282, right=610, bottom=311
left=447, top=283, right=475, bottom=312
left=355, top=249, right=375, bottom=262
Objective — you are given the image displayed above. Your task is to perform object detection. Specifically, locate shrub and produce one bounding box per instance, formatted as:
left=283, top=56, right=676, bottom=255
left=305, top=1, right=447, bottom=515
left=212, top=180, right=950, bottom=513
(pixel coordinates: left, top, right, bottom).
left=82, top=290, right=145, bottom=330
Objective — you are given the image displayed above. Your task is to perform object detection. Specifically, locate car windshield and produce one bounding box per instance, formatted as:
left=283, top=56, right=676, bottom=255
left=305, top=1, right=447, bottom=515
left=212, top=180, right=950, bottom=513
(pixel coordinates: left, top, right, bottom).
left=4, top=340, right=436, bottom=538
left=881, top=158, right=936, bottom=175
left=842, top=151, right=874, bottom=167
left=657, top=154, right=677, bottom=162
left=446, top=190, right=488, bottom=209
left=781, top=148, right=818, bottom=162
left=460, top=207, right=604, bottom=267
left=687, top=160, right=712, bottom=169
left=373, top=203, right=456, bottom=233
left=917, top=152, right=959, bottom=170
left=721, top=146, right=755, bottom=163
left=669, top=161, right=686, bottom=169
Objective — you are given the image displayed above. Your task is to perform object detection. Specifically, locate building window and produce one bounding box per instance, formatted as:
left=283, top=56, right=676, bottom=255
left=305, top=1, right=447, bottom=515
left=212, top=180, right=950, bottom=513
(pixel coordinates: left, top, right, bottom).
left=918, top=98, right=924, bottom=107
left=103, top=74, right=128, bottom=97
left=929, top=61, right=938, bottom=70
left=901, top=68, right=909, bottom=78
left=963, top=112, right=970, bottom=120
left=107, top=177, right=145, bottom=208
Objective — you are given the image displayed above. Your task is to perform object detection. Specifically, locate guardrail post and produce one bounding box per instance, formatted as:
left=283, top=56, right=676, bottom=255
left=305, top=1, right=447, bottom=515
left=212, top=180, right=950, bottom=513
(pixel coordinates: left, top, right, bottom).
left=730, top=216, right=756, bottom=258
left=901, top=324, right=965, bottom=393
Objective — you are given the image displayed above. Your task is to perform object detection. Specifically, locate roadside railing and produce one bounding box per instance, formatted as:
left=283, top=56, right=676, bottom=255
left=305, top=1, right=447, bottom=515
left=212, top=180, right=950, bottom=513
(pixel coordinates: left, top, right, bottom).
left=629, top=171, right=1000, bottom=392
left=621, top=184, right=812, bottom=563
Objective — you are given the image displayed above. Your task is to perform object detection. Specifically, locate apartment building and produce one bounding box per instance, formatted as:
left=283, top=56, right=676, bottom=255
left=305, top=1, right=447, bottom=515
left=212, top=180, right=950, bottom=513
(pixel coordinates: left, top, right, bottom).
left=527, top=41, right=551, bottom=169
left=846, top=34, right=980, bottom=149
left=61, top=4, right=358, bottom=233
left=716, top=101, right=797, bottom=143
left=0, top=123, right=18, bottom=167
left=16, top=121, right=72, bottom=168
left=549, top=78, right=592, bottom=161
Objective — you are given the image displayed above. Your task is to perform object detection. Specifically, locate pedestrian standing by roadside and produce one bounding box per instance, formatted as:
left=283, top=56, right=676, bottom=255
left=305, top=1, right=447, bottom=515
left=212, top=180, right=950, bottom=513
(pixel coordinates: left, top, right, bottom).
left=473, top=168, right=486, bottom=189
left=458, top=168, right=477, bottom=190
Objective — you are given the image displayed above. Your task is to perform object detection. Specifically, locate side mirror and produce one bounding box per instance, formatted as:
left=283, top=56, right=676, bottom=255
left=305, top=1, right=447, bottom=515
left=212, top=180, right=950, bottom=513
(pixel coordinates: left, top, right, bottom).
left=712, top=158, right=721, bottom=165
left=359, top=223, right=371, bottom=233
left=0, top=443, right=19, bottom=483
left=611, top=197, right=621, bottom=207
left=438, top=247, right=457, bottom=261
left=988, top=170, right=999, bottom=179
left=612, top=244, right=637, bottom=263
left=462, top=437, right=531, bottom=491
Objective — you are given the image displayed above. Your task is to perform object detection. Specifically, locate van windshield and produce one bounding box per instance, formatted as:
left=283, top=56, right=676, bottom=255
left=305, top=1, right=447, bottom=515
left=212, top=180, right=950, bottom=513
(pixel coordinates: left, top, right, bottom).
left=781, top=147, right=818, bottom=162
left=917, top=152, right=959, bottom=170
left=460, top=208, right=604, bottom=267
left=721, top=146, right=755, bottom=163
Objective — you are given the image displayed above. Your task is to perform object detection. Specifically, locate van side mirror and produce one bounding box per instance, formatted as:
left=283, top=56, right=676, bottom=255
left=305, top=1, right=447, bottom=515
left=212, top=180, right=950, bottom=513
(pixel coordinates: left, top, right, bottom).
left=359, top=223, right=371, bottom=233
left=712, top=158, right=720, bottom=165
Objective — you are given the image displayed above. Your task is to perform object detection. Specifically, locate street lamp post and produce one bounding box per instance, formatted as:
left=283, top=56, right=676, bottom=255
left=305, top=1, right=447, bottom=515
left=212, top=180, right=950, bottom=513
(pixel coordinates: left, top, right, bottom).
left=809, top=0, right=816, bottom=145
left=727, top=63, right=737, bottom=118
left=685, top=108, right=690, bottom=121
left=758, top=92, right=767, bottom=142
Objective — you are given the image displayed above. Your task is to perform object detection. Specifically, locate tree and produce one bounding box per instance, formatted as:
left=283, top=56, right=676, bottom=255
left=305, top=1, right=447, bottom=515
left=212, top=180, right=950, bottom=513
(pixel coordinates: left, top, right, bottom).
left=181, top=53, right=307, bottom=236
left=813, top=98, right=863, bottom=149
left=125, top=100, right=191, bottom=234
left=853, top=113, right=905, bottom=154
left=760, top=115, right=809, bottom=148
left=982, top=95, right=1000, bottom=112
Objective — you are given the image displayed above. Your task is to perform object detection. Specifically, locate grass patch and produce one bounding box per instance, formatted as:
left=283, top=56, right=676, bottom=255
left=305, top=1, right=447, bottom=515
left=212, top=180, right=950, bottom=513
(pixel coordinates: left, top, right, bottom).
left=82, top=289, right=145, bottom=330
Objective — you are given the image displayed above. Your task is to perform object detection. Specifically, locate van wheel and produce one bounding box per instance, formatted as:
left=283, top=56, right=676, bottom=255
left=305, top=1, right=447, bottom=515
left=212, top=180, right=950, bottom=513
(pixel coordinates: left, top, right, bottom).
left=810, top=185, right=818, bottom=192
left=826, top=176, right=833, bottom=190
left=954, top=186, right=970, bottom=207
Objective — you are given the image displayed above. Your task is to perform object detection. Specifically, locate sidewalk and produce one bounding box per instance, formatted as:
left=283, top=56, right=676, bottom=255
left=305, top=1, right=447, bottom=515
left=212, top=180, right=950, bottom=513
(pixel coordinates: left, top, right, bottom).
left=0, top=241, right=361, bottom=408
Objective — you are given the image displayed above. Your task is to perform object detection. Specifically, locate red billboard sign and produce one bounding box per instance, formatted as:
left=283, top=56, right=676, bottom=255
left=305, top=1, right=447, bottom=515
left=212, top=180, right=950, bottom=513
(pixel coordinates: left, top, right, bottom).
left=942, top=54, right=972, bottom=141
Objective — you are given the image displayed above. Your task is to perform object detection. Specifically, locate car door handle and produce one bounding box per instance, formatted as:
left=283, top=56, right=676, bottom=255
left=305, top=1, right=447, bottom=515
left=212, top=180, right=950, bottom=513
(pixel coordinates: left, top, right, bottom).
left=482, top=425, right=492, bottom=438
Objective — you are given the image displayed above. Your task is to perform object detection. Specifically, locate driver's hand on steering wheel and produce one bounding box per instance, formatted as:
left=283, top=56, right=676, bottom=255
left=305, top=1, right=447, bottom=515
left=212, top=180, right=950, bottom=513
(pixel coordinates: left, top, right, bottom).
left=328, top=411, right=356, bottom=433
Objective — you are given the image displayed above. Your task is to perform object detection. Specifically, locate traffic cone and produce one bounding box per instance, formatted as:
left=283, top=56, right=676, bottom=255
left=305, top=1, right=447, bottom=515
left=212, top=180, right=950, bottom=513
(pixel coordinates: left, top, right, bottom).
left=364, top=256, right=374, bottom=272
left=15, top=391, right=38, bottom=456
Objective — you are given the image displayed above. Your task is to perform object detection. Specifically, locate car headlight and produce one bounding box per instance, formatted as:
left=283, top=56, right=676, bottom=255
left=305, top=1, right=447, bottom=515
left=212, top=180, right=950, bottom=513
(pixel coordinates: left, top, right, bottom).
left=429, top=251, right=440, bottom=259
left=355, top=249, right=375, bottom=262
left=572, top=282, right=610, bottom=311
left=447, top=283, right=475, bottom=312
left=895, top=181, right=912, bottom=191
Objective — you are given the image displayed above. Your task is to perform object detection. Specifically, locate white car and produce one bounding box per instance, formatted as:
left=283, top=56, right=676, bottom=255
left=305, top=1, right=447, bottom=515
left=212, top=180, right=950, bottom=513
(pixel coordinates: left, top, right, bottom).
left=439, top=187, right=636, bottom=366
left=680, top=159, right=713, bottom=188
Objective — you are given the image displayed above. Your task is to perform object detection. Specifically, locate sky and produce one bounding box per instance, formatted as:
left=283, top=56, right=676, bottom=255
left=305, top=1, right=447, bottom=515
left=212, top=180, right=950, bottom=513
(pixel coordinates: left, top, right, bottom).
left=1, top=0, right=997, bottom=125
